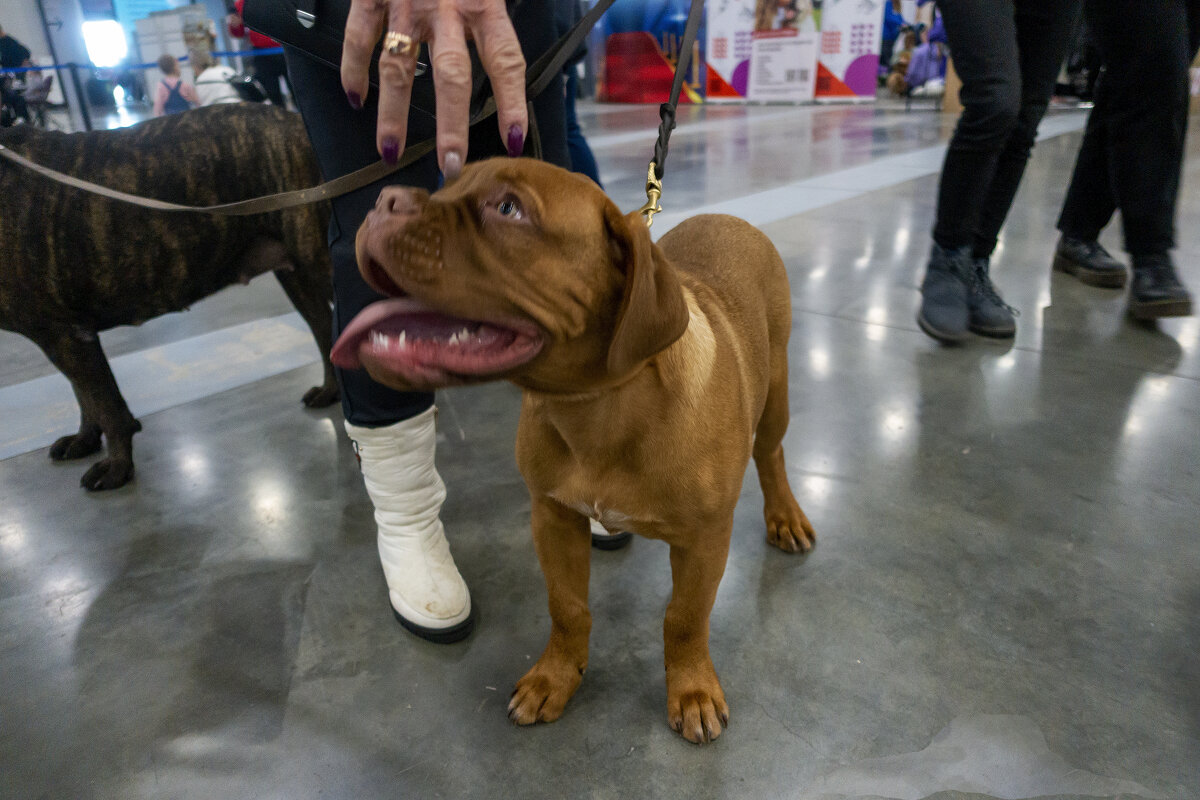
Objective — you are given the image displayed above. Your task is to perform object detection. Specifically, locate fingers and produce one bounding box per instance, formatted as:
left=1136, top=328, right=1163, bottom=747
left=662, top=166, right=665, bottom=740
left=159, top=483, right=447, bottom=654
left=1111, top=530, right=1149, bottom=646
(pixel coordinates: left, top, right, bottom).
left=469, top=3, right=528, bottom=156
left=340, top=0, right=529, bottom=170
left=341, top=0, right=387, bottom=109
left=430, top=10, right=473, bottom=178
left=376, top=26, right=420, bottom=162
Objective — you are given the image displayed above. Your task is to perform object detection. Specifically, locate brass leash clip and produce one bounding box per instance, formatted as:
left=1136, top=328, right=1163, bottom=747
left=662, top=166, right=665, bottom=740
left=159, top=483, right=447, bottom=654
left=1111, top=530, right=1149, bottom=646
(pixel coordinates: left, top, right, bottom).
left=638, top=161, right=663, bottom=228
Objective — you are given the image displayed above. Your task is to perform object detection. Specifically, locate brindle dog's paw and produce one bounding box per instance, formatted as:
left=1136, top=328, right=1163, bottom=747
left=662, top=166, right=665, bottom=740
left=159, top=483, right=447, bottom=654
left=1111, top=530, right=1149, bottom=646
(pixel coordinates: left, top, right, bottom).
left=508, top=658, right=584, bottom=726
left=765, top=499, right=815, bottom=554
left=49, top=432, right=103, bottom=461
left=667, top=671, right=730, bottom=744
left=80, top=458, right=134, bottom=491
left=302, top=382, right=340, bottom=408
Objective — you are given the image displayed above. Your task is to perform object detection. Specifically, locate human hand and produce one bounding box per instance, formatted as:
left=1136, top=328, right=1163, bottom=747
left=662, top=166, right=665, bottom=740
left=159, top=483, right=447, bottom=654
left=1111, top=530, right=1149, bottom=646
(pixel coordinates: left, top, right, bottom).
left=340, top=0, right=528, bottom=178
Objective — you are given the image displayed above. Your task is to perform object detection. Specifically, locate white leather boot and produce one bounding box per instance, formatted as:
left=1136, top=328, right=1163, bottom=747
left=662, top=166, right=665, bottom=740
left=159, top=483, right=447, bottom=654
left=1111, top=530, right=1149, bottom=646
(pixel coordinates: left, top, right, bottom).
left=345, top=407, right=473, bottom=642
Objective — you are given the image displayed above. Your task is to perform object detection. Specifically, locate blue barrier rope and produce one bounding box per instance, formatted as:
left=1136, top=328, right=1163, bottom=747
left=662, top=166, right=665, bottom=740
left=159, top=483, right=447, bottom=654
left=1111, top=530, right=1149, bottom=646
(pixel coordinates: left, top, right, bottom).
left=0, top=47, right=283, bottom=76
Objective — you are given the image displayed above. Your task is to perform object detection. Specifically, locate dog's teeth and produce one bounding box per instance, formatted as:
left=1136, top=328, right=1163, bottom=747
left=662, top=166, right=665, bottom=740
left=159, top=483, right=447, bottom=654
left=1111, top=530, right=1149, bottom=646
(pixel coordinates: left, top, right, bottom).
left=448, top=332, right=460, bottom=345
left=371, top=331, right=390, bottom=349
left=397, top=330, right=407, bottom=348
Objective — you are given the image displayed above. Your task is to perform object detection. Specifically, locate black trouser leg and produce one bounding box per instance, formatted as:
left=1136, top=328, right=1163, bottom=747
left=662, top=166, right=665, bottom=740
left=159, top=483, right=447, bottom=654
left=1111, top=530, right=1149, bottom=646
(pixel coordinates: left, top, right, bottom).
left=1056, top=75, right=1117, bottom=242
left=284, top=46, right=438, bottom=427
left=1058, top=0, right=1200, bottom=255
left=253, top=52, right=288, bottom=107
left=971, top=0, right=1080, bottom=257
left=282, top=0, right=568, bottom=428
left=932, top=0, right=1080, bottom=253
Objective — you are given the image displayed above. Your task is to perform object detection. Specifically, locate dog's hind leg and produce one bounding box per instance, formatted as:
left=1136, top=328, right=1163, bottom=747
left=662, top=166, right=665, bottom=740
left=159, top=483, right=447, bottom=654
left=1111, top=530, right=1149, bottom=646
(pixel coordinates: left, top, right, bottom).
left=273, top=262, right=339, bottom=408
left=30, top=327, right=140, bottom=490
left=752, top=351, right=815, bottom=553
left=509, top=496, right=592, bottom=726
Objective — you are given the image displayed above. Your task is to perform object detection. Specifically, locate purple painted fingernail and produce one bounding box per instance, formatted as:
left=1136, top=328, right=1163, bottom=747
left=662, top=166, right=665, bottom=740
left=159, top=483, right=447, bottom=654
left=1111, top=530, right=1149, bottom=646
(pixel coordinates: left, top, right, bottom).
left=507, top=125, right=524, bottom=158
left=346, top=91, right=362, bottom=110
left=382, top=137, right=400, bottom=165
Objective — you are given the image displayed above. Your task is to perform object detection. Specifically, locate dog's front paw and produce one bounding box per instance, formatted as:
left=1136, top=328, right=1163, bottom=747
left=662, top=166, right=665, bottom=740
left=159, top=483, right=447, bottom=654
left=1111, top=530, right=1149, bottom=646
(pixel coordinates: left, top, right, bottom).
left=302, top=382, right=340, bottom=408
left=667, top=666, right=729, bottom=744
left=80, top=457, right=134, bottom=491
left=49, top=431, right=103, bottom=461
left=508, top=656, right=584, bottom=726
left=765, top=498, right=815, bottom=554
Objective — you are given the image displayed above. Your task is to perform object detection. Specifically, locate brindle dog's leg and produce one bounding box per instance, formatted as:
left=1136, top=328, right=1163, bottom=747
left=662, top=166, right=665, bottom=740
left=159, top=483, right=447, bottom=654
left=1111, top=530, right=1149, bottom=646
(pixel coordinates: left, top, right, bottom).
left=753, top=346, right=815, bottom=553
left=273, top=266, right=339, bottom=408
left=30, top=327, right=141, bottom=490
left=509, top=497, right=592, bottom=725
left=664, top=528, right=732, bottom=744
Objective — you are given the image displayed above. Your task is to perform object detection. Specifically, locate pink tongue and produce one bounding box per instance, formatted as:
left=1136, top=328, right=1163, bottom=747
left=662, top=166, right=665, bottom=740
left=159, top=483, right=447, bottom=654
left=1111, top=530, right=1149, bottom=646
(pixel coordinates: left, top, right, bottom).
left=331, top=298, right=512, bottom=369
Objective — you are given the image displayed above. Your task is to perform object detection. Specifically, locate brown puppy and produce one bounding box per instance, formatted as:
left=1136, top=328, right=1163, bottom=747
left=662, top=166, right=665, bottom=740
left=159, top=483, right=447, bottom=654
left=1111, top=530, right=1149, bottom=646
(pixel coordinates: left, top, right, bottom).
left=332, top=158, right=814, bottom=744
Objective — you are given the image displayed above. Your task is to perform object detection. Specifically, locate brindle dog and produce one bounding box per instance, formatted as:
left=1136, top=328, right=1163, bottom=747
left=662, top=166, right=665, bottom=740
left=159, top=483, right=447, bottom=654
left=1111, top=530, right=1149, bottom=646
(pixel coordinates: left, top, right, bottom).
left=0, top=104, right=338, bottom=490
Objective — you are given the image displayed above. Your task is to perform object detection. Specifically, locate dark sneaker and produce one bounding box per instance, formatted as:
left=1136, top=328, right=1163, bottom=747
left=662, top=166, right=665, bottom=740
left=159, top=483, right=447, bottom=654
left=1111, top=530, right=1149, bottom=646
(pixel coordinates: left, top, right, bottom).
left=1052, top=236, right=1128, bottom=288
left=917, top=243, right=971, bottom=343
left=967, top=257, right=1017, bottom=338
left=1129, top=254, right=1193, bottom=320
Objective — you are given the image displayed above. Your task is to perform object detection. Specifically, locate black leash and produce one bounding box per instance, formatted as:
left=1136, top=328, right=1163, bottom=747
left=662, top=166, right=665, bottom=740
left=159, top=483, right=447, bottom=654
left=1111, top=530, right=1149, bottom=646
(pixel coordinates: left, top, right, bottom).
left=638, top=0, right=705, bottom=226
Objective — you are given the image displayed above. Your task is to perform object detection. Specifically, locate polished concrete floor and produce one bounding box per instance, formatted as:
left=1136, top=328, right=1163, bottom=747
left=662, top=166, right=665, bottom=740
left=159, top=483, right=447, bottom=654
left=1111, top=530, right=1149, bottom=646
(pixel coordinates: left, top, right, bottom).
left=2, top=100, right=1198, bottom=799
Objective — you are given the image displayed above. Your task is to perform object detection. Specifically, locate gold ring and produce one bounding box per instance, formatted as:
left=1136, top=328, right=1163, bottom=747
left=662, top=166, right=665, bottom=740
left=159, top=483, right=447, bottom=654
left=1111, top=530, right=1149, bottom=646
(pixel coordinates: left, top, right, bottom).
left=384, top=31, right=417, bottom=57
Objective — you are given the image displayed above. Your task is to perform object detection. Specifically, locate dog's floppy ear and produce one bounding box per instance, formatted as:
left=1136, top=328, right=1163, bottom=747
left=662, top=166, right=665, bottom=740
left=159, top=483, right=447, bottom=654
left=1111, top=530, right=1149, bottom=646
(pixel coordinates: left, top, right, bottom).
left=604, top=206, right=690, bottom=375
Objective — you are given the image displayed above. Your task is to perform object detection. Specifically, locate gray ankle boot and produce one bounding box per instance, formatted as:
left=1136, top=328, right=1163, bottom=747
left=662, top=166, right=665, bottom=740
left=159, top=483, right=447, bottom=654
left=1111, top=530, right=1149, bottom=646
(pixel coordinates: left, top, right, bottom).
left=967, top=257, right=1017, bottom=338
left=918, top=243, right=971, bottom=343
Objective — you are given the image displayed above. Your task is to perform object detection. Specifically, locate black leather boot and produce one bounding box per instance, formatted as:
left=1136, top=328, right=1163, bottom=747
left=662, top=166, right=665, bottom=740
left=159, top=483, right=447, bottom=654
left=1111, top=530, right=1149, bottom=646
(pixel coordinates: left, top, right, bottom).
left=1128, top=254, right=1193, bottom=320
left=917, top=243, right=972, bottom=343
left=1052, top=236, right=1128, bottom=288
left=967, top=257, right=1017, bottom=338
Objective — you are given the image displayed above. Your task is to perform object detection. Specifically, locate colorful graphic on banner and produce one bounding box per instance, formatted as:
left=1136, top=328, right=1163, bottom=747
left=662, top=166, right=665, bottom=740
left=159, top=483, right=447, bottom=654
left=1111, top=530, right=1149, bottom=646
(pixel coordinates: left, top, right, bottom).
left=813, top=0, right=882, bottom=99
left=597, top=0, right=705, bottom=104
left=706, top=0, right=818, bottom=103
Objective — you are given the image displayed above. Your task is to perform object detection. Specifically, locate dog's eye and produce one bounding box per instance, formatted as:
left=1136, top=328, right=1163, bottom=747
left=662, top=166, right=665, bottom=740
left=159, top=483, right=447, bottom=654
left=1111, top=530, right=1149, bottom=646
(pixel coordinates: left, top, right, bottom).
left=496, top=197, right=523, bottom=219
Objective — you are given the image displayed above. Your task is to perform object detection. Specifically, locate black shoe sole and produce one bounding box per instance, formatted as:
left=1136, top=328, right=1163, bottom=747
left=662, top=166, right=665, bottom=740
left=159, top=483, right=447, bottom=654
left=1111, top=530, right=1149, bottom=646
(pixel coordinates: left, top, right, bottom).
left=1052, top=252, right=1127, bottom=288
left=591, top=530, right=633, bottom=550
left=917, top=311, right=969, bottom=344
left=1128, top=298, right=1194, bottom=320
left=969, top=323, right=1016, bottom=339
left=393, top=603, right=476, bottom=644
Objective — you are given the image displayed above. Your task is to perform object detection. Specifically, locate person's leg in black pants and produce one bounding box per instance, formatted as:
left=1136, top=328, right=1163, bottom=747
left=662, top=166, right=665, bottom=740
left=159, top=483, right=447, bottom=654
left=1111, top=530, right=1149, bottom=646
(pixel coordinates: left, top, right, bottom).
left=918, top=0, right=1081, bottom=343
left=253, top=51, right=289, bottom=107
left=1056, top=0, right=1198, bottom=318
left=283, top=1, right=569, bottom=643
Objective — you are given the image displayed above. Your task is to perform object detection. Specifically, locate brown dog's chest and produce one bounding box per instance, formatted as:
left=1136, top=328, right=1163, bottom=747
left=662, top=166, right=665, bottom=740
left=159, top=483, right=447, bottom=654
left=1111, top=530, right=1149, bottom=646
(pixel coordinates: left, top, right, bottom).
left=518, top=406, right=756, bottom=542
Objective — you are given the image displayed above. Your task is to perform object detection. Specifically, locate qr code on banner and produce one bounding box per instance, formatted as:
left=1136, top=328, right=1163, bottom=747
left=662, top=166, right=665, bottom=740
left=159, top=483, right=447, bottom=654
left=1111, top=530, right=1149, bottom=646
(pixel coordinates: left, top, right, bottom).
left=850, top=23, right=874, bottom=55
left=712, top=37, right=728, bottom=59
left=821, top=31, right=841, bottom=55
left=785, top=69, right=811, bottom=83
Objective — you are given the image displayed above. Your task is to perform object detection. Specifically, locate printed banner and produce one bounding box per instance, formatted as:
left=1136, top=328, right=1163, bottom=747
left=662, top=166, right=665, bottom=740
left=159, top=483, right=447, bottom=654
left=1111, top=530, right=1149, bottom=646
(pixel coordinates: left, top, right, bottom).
left=813, top=0, right=883, bottom=99
left=706, top=0, right=818, bottom=103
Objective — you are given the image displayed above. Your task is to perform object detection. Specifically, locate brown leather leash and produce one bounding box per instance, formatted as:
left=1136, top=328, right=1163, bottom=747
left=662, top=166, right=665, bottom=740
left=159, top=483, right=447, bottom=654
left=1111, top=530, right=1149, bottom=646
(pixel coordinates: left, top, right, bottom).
left=0, top=0, right=702, bottom=220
